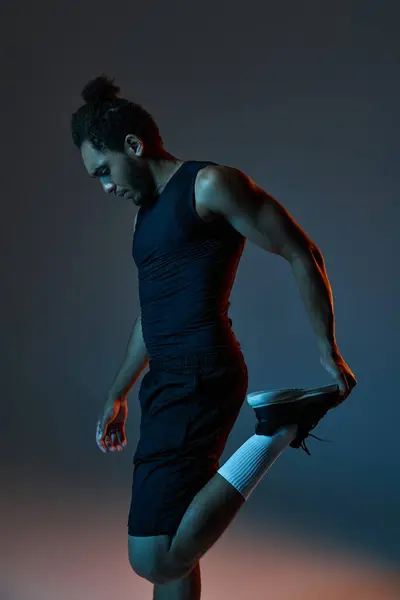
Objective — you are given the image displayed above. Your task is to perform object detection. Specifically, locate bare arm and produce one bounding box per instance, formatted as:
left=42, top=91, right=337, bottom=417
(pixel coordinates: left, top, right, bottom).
left=195, top=166, right=337, bottom=353
left=195, top=164, right=357, bottom=394
left=107, top=311, right=149, bottom=401
left=107, top=211, right=149, bottom=401
left=95, top=312, right=148, bottom=453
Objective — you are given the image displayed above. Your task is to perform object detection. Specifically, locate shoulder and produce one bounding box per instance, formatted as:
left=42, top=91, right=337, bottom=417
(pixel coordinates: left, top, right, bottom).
left=194, top=164, right=254, bottom=220
left=195, top=164, right=247, bottom=193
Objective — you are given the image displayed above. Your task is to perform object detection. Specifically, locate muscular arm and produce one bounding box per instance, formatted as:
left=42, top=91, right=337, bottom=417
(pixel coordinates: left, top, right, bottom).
left=195, top=166, right=338, bottom=354
left=107, top=311, right=149, bottom=401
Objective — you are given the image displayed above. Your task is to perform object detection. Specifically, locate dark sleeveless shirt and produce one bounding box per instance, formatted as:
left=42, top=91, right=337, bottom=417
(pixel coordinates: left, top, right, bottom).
left=132, top=161, right=246, bottom=360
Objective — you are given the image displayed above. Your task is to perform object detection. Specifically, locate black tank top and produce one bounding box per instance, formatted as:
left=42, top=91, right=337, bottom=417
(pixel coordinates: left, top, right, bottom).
left=132, top=160, right=246, bottom=359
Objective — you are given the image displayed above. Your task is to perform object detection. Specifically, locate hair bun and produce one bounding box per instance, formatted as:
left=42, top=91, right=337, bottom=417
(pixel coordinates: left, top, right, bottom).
left=81, top=75, right=120, bottom=104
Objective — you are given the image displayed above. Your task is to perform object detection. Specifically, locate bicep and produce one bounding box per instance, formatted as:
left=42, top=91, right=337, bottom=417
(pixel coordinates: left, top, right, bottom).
left=198, top=165, right=315, bottom=261
left=228, top=185, right=315, bottom=261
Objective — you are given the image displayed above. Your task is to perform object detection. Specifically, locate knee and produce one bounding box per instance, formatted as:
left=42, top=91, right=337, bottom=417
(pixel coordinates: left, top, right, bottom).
left=129, top=561, right=165, bottom=584
left=128, top=557, right=165, bottom=584
left=129, top=555, right=189, bottom=585
left=128, top=544, right=153, bottom=582
left=128, top=540, right=190, bottom=584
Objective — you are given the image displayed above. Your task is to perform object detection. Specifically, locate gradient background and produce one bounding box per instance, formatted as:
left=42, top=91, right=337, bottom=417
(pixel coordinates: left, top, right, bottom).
left=2, top=1, right=399, bottom=598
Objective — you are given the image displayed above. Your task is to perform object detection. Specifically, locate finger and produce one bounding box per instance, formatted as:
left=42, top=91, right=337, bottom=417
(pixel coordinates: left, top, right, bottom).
left=110, top=432, right=119, bottom=452
left=96, top=421, right=108, bottom=453
left=338, top=378, right=348, bottom=394
left=118, top=430, right=127, bottom=448
left=104, top=434, right=114, bottom=452
left=96, top=438, right=108, bottom=453
left=349, top=374, right=357, bottom=391
left=97, top=411, right=115, bottom=452
left=344, top=377, right=356, bottom=398
left=324, top=364, right=346, bottom=395
left=114, top=431, right=122, bottom=451
left=330, top=368, right=347, bottom=396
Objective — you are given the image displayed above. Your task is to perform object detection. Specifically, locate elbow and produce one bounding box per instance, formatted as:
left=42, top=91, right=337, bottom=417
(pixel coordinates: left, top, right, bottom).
left=309, top=245, right=325, bottom=270
left=289, top=245, right=326, bottom=279
left=289, top=242, right=319, bottom=266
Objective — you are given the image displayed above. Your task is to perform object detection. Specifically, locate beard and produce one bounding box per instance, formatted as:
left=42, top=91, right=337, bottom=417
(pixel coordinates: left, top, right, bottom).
left=127, top=159, right=158, bottom=207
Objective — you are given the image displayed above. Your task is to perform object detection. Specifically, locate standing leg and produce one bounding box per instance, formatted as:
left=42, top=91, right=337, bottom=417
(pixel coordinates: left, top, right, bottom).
left=153, top=562, right=201, bottom=600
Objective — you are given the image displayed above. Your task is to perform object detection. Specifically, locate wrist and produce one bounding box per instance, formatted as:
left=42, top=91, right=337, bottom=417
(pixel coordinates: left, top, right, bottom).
left=107, top=390, right=127, bottom=403
left=317, top=338, right=338, bottom=357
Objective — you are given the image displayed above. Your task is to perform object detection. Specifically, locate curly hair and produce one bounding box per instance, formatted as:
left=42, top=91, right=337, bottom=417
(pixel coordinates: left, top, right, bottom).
left=71, top=74, right=164, bottom=154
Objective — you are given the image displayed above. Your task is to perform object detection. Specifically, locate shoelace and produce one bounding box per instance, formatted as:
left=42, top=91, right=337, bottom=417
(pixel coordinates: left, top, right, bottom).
left=299, top=432, right=332, bottom=455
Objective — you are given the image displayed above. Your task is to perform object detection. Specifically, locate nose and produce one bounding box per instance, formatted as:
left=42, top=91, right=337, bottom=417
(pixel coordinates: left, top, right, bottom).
left=102, top=182, right=116, bottom=194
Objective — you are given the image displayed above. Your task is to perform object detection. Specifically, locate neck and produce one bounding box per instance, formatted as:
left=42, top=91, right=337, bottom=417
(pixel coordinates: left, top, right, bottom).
left=147, top=150, right=184, bottom=195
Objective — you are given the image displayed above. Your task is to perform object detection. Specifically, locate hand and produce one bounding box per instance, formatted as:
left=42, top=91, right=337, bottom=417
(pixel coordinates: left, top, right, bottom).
left=320, top=347, right=357, bottom=401
left=96, top=397, right=128, bottom=454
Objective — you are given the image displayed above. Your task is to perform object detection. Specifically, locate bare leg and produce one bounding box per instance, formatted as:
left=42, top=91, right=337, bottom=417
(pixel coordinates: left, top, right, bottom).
left=153, top=562, right=201, bottom=600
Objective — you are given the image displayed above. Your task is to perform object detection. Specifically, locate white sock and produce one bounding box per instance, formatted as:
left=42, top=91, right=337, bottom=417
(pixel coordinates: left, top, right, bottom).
left=217, top=426, right=297, bottom=500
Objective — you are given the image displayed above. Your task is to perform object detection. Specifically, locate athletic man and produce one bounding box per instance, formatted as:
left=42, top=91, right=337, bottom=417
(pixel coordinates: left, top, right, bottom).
left=71, top=75, right=357, bottom=600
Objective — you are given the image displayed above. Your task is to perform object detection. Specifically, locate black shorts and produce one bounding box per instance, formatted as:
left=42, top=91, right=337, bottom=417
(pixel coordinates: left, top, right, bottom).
left=127, top=350, right=248, bottom=538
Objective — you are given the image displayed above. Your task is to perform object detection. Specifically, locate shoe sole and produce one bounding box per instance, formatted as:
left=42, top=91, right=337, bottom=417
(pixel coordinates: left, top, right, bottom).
left=247, top=384, right=340, bottom=438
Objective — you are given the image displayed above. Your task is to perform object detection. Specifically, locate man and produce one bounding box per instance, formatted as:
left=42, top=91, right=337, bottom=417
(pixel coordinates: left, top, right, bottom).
left=72, top=75, right=356, bottom=600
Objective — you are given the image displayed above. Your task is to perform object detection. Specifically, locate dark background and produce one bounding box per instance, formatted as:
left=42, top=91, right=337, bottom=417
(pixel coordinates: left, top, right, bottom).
left=2, top=1, right=399, bottom=598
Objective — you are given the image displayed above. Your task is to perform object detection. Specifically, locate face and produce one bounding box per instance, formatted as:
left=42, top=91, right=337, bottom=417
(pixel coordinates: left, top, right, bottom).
left=81, top=135, right=157, bottom=207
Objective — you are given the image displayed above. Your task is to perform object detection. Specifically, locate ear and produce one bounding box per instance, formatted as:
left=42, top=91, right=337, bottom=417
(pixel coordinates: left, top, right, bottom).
left=124, top=134, right=144, bottom=157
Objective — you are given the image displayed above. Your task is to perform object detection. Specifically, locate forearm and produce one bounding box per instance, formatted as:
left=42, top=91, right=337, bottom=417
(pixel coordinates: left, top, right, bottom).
left=291, top=247, right=337, bottom=354
left=107, top=312, right=149, bottom=401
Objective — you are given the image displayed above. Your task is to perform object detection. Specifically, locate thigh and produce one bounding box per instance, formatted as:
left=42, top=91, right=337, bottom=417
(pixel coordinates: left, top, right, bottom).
left=133, top=368, right=195, bottom=464
left=128, top=532, right=170, bottom=579
left=128, top=456, right=216, bottom=538
left=127, top=359, right=248, bottom=538
left=184, top=362, right=249, bottom=465
left=133, top=361, right=248, bottom=466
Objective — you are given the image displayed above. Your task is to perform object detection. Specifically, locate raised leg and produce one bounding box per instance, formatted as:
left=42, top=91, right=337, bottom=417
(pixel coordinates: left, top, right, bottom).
left=165, top=473, right=245, bottom=573
left=167, top=426, right=297, bottom=571
left=129, top=426, right=297, bottom=584
left=130, top=384, right=340, bottom=585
